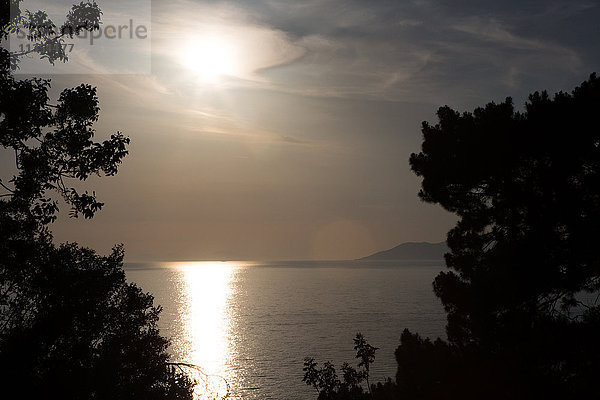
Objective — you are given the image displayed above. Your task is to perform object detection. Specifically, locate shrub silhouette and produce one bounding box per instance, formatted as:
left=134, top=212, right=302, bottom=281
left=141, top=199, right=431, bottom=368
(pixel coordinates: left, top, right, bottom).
left=303, top=333, right=379, bottom=400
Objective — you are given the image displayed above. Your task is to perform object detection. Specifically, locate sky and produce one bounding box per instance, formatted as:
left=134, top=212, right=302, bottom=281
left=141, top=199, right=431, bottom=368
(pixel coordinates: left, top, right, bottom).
left=4, top=0, right=600, bottom=261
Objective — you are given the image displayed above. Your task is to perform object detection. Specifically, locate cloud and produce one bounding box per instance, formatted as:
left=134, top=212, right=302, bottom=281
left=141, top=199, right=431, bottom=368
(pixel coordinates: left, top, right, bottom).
left=451, top=17, right=579, bottom=60
left=15, top=0, right=598, bottom=105
left=151, top=0, right=306, bottom=83
left=95, top=0, right=593, bottom=109
left=443, top=17, right=581, bottom=90
left=197, top=0, right=591, bottom=105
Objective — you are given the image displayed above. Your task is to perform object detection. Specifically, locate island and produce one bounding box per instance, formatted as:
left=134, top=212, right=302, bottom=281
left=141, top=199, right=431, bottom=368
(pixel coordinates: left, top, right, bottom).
left=359, top=241, right=448, bottom=261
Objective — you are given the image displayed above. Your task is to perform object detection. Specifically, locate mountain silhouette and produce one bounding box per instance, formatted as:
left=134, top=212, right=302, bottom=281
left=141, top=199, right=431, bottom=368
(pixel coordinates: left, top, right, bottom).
left=360, top=241, right=448, bottom=260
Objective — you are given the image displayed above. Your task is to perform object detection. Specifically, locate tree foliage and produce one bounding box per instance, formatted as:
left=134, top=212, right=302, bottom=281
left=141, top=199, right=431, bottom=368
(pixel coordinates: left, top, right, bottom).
left=0, top=234, right=194, bottom=399
left=0, top=68, right=130, bottom=222
left=0, top=0, right=128, bottom=222
left=0, top=2, right=194, bottom=398
left=401, top=73, right=600, bottom=399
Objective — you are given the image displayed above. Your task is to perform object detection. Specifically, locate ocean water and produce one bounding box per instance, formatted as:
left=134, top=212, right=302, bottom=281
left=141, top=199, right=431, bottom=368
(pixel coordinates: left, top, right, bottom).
left=125, top=260, right=447, bottom=400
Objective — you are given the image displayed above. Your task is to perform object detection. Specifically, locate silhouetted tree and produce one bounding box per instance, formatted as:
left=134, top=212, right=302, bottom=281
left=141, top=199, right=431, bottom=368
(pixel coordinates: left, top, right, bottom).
left=303, top=333, right=381, bottom=400
left=0, top=2, right=194, bottom=398
left=0, top=0, right=125, bottom=222
left=353, top=332, right=378, bottom=397
left=0, top=235, right=195, bottom=399
left=400, top=73, right=600, bottom=399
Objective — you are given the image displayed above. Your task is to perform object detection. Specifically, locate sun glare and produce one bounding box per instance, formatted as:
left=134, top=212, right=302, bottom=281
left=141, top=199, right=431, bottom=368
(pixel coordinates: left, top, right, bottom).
left=171, top=261, right=238, bottom=399
left=181, top=37, right=237, bottom=83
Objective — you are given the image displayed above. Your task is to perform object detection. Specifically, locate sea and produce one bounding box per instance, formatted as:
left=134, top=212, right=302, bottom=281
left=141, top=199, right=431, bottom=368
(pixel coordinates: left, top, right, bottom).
left=125, top=260, right=447, bottom=400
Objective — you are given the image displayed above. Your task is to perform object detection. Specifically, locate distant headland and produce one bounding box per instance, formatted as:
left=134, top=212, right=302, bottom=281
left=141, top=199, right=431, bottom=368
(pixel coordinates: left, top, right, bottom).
left=359, top=241, right=448, bottom=261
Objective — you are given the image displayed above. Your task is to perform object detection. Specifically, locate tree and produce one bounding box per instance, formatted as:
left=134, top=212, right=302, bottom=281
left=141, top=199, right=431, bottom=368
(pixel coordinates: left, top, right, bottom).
left=0, top=237, right=195, bottom=399
left=353, top=333, right=378, bottom=397
left=303, top=333, right=380, bottom=400
left=400, top=73, right=600, bottom=399
left=0, top=2, right=194, bottom=398
left=0, top=0, right=123, bottom=222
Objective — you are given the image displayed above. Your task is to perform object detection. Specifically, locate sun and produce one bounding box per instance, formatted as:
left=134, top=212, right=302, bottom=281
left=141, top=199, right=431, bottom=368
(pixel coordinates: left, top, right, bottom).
left=181, top=36, right=236, bottom=82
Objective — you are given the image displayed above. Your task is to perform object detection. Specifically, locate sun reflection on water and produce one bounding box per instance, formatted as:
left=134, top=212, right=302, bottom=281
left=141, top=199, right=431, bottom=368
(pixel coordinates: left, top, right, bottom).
left=169, top=261, right=240, bottom=399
